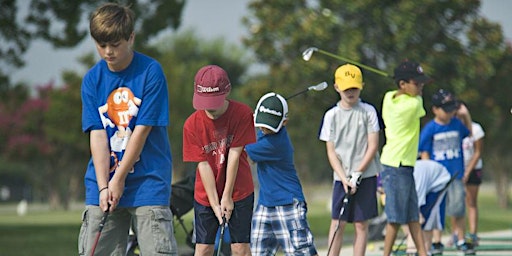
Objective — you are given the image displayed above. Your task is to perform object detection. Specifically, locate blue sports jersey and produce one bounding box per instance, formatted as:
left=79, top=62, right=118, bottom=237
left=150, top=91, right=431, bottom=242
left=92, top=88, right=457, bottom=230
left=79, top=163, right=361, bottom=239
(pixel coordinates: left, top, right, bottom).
left=245, top=127, right=305, bottom=207
left=419, top=117, right=470, bottom=179
left=81, top=52, right=172, bottom=207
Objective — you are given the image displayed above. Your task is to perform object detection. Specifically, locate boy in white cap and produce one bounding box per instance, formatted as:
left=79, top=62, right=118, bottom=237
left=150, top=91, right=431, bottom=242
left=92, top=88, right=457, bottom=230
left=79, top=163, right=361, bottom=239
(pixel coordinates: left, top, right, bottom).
left=318, top=64, right=382, bottom=256
left=246, top=92, right=318, bottom=256
left=183, top=64, right=256, bottom=256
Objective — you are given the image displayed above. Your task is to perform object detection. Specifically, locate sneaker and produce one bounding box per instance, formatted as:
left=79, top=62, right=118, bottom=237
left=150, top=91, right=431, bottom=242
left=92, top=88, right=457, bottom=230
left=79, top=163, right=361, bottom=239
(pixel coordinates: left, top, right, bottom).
left=457, top=241, right=475, bottom=255
left=431, top=242, right=444, bottom=255
left=466, top=233, right=479, bottom=246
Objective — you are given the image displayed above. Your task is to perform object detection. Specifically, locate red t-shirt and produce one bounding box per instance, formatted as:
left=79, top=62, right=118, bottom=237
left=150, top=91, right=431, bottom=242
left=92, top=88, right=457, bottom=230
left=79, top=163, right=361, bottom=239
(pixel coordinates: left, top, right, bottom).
left=183, top=100, right=256, bottom=206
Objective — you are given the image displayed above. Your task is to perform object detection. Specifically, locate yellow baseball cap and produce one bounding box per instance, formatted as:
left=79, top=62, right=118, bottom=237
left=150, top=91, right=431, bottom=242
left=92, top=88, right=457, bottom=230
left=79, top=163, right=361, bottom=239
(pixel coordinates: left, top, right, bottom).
left=334, top=64, right=363, bottom=91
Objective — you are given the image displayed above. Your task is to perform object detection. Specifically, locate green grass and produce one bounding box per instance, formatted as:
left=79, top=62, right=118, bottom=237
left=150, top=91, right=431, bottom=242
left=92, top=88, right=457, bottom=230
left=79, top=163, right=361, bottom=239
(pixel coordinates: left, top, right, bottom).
left=0, top=183, right=510, bottom=255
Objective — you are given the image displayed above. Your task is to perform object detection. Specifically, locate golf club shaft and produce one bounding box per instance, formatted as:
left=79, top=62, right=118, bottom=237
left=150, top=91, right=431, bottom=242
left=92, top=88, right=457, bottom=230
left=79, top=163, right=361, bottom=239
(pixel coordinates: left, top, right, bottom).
left=326, top=194, right=350, bottom=256
left=216, top=217, right=227, bottom=256
left=285, top=89, right=309, bottom=100
left=312, top=48, right=391, bottom=78
left=90, top=205, right=110, bottom=256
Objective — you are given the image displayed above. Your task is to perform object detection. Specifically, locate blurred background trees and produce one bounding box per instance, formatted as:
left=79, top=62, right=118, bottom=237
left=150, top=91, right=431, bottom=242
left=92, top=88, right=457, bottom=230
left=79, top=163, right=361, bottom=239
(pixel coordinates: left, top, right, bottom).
left=0, top=0, right=510, bottom=209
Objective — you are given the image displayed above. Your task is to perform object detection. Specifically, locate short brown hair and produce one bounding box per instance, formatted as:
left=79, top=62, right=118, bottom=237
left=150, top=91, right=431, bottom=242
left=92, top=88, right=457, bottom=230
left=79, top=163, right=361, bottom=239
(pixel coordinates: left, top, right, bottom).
left=89, top=3, right=134, bottom=43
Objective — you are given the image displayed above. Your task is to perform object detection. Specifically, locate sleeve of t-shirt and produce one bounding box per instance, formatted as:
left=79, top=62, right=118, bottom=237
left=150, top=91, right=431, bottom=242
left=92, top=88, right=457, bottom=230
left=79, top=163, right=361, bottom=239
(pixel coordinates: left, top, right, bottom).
left=418, top=122, right=434, bottom=153
left=245, top=134, right=281, bottom=162
left=472, top=122, right=485, bottom=140
left=182, top=119, right=206, bottom=163
left=136, top=62, right=169, bottom=127
left=319, top=108, right=334, bottom=142
left=81, top=72, right=103, bottom=132
left=362, top=102, right=380, bottom=133
left=230, top=105, right=256, bottom=148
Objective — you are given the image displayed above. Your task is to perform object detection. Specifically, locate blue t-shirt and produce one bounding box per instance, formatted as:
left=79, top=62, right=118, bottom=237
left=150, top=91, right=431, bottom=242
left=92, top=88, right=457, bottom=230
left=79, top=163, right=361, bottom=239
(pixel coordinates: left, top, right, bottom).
left=245, top=127, right=305, bottom=207
left=418, top=117, right=470, bottom=179
left=81, top=52, right=172, bottom=207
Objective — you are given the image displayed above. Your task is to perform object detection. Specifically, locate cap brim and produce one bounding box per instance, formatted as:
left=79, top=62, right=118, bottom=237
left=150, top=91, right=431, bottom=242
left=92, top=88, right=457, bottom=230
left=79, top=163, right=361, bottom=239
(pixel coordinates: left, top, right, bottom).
left=413, top=75, right=432, bottom=84
left=337, top=83, right=363, bottom=91
left=193, top=93, right=226, bottom=110
left=441, top=102, right=459, bottom=112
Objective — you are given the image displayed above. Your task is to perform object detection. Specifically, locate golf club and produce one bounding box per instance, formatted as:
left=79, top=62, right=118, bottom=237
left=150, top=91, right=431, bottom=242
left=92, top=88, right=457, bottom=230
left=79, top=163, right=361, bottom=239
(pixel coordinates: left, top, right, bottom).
left=326, top=193, right=350, bottom=256
left=285, top=81, right=328, bottom=100
left=302, top=47, right=392, bottom=78
left=90, top=204, right=110, bottom=256
left=216, top=216, right=227, bottom=256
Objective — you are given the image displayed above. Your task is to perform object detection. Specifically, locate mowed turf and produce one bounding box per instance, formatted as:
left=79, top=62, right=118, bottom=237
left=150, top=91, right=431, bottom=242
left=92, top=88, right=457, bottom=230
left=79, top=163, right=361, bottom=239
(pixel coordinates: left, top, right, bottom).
left=0, top=183, right=510, bottom=256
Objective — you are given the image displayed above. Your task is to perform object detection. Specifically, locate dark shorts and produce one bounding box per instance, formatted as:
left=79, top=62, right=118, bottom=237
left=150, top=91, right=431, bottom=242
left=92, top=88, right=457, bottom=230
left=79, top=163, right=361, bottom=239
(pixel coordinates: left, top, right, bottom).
left=466, top=168, right=483, bottom=185
left=420, top=191, right=446, bottom=231
left=194, top=193, right=254, bottom=244
left=331, top=176, right=378, bottom=222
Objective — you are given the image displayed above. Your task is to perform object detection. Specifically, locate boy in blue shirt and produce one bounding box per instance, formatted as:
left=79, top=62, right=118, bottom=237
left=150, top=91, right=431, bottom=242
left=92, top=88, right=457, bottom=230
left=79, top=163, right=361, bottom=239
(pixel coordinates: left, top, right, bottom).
left=419, top=89, right=472, bottom=255
left=79, top=3, right=177, bottom=255
left=246, top=92, right=318, bottom=256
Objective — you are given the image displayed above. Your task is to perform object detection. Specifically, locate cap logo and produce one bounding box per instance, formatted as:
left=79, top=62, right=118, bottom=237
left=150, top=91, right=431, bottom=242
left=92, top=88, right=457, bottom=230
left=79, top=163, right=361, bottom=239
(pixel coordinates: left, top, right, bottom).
left=258, top=105, right=282, bottom=116
left=196, top=84, right=221, bottom=93
left=345, top=71, right=356, bottom=78
left=417, top=66, right=424, bottom=74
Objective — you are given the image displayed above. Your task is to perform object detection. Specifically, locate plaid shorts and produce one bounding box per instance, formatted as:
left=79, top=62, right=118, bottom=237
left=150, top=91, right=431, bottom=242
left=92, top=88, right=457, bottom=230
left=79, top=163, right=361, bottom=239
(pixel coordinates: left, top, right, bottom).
left=251, top=199, right=317, bottom=256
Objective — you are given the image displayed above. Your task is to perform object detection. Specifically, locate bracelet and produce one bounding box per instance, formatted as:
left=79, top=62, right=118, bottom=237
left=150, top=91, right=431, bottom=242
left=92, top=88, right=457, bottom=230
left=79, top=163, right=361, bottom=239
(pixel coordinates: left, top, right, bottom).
left=99, top=186, right=108, bottom=193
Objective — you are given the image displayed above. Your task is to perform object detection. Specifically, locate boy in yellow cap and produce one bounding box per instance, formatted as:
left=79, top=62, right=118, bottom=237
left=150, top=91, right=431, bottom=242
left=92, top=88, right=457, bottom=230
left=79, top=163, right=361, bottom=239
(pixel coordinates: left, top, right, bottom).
left=319, top=64, right=383, bottom=256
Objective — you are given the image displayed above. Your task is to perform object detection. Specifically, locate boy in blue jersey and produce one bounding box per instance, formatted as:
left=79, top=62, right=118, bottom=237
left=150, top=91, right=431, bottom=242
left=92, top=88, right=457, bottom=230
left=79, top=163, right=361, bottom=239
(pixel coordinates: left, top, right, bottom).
left=419, top=89, right=472, bottom=255
left=246, top=92, right=318, bottom=256
left=78, top=3, right=177, bottom=255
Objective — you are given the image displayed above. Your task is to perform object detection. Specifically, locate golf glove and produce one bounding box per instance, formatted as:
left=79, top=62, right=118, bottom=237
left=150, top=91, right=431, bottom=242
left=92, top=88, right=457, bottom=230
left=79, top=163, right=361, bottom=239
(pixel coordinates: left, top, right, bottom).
left=349, top=172, right=362, bottom=189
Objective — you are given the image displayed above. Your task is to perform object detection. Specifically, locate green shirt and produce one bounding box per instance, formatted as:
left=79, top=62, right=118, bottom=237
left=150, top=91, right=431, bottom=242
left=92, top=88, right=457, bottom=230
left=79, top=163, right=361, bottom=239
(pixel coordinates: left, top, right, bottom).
left=380, top=90, right=425, bottom=167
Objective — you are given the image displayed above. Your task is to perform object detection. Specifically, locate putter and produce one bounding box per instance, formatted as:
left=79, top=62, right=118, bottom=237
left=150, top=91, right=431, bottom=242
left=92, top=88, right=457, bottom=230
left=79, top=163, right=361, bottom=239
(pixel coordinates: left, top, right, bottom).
left=302, top=47, right=392, bottom=78
left=216, top=216, right=227, bottom=256
left=90, top=204, right=110, bottom=256
left=285, top=81, right=328, bottom=100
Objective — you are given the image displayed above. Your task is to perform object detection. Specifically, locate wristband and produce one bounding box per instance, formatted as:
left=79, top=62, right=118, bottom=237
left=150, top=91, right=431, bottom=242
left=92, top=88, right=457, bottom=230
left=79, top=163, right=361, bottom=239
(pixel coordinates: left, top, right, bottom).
left=99, top=186, right=108, bottom=193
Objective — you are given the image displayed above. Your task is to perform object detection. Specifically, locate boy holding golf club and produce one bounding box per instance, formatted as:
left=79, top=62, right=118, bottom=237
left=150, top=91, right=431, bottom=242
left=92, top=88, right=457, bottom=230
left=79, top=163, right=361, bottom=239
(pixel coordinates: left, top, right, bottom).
left=183, top=64, right=256, bottom=256
left=246, top=92, right=318, bottom=256
left=380, top=60, right=431, bottom=256
left=79, top=3, right=178, bottom=255
left=319, top=64, right=382, bottom=256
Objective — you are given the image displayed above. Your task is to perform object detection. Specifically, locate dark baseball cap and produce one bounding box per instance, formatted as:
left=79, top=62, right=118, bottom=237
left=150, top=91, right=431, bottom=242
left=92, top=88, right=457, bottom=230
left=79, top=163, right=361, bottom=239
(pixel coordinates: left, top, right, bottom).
left=254, top=92, right=288, bottom=133
left=432, top=89, right=459, bottom=112
left=394, top=60, right=431, bottom=84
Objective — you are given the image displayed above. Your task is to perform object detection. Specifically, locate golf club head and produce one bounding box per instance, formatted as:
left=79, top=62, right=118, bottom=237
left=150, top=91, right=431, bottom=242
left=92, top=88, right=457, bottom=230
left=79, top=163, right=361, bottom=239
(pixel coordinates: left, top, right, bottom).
left=308, top=81, right=328, bottom=91
left=302, top=47, right=318, bottom=61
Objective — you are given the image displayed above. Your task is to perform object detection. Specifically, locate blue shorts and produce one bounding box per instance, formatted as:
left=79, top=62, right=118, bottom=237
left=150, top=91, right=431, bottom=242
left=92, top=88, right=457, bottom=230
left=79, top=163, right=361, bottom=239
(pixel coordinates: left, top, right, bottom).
left=194, top=193, right=254, bottom=244
left=446, top=179, right=465, bottom=217
left=331, top=176, right=378, bottom=222
left=420, top=191, right=446, bottom=231
left=381, top=165, right=419, bottom=224
left=251, top=199, right=317, bottom=256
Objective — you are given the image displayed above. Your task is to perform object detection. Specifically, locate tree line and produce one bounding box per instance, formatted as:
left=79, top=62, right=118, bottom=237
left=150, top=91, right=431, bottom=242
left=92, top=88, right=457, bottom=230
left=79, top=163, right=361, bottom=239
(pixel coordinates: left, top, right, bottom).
left=0, top=0, right=510, bottom=209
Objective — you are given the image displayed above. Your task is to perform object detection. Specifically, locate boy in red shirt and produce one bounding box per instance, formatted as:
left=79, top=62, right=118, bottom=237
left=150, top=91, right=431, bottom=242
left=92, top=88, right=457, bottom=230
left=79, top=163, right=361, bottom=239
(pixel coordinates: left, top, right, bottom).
left=183, top=65, right=256, bottom=256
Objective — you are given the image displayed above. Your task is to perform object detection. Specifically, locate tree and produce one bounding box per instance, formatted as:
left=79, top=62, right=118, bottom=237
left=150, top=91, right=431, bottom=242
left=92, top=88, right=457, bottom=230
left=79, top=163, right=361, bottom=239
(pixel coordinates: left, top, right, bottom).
left=242, top=0, right=512, bottom=205
left=1, top=0, right=186, bottom=91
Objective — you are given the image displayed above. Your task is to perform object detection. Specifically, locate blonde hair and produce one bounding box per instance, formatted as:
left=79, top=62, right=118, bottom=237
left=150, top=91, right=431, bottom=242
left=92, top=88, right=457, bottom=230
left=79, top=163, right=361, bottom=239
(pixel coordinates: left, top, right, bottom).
left=89, top=3, right=134, bottom=43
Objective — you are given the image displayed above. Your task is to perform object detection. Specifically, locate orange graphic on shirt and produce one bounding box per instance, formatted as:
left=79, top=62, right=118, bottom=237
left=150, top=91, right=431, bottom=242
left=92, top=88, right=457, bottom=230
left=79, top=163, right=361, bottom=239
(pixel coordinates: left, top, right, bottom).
left=98, top=87, right=142, bottom=137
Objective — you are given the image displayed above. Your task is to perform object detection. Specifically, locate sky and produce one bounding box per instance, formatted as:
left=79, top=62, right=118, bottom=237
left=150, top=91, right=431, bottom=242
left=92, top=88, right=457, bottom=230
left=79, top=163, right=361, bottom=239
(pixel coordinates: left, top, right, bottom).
left=10, top=0, right=512, bottom=87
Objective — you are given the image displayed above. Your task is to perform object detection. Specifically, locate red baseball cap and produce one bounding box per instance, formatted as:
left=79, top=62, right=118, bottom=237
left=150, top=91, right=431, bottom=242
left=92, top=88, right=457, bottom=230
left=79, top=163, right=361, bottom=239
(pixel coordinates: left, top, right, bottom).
left=193, top=65, right=231, bottom=110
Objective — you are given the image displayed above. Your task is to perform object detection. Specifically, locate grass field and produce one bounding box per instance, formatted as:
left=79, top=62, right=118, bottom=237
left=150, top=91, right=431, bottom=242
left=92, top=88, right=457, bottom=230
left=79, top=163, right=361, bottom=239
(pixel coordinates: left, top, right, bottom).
left=0, top=182, right=510, bottom=256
